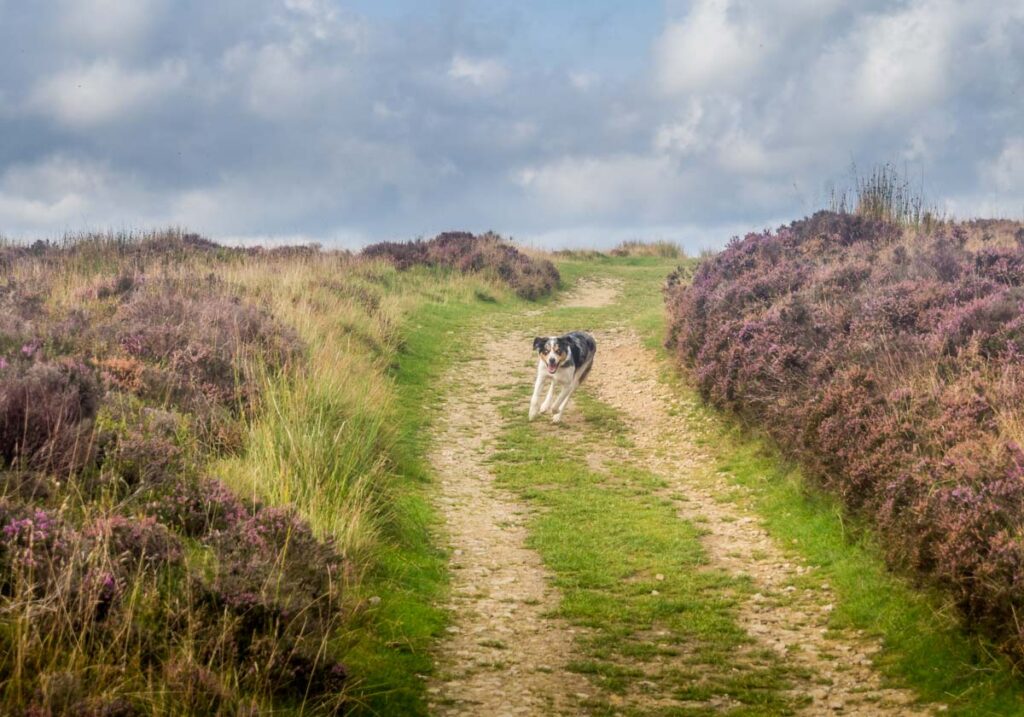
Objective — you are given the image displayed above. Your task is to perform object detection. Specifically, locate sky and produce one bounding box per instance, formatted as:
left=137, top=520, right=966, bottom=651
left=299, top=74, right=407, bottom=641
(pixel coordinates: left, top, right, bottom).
left=0, top=0, right=1022, bottom=251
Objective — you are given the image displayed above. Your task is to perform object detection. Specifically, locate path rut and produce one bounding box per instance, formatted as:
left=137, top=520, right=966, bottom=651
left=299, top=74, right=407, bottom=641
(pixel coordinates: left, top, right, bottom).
left=427, top=335, right=591, bottom=716
left=589, top=329, right=932, bottom=716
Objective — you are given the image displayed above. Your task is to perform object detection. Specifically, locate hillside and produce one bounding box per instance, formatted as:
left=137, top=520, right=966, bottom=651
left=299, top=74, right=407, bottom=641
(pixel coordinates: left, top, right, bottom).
left=666, top=212, right=1024, bottom=664
left=6, top=228, right=1024, bottom=716
left=0, top=231, right=555, bottom=715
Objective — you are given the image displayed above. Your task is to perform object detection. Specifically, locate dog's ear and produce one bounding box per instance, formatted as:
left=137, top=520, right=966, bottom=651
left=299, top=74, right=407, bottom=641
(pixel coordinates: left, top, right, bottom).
left=533, top=337, right=546, bottom=352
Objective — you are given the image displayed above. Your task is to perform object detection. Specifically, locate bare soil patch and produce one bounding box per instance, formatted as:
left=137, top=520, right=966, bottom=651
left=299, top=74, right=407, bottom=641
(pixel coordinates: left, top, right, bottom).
left=559, top=277, right=622, bottom=308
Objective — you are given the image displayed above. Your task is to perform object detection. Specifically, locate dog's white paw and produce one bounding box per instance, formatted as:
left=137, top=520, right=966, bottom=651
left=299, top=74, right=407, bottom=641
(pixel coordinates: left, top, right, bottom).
left=528, top=407, right=538, bottom=421
left=551, top=412, right=562, bottom=423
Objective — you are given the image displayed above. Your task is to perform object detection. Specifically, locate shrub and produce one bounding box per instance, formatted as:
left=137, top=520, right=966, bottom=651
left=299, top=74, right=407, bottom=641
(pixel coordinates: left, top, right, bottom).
left=666, top=211, right=1024, bottom=663
left=0, top=359, right=101, bottom=474
left=0, top=232, right=353, bottom=712
left=114, top=279, right=303, bottom=412
left=363, top=231, right=560, bottom=299
left=148, top=477, right=250, bottom=538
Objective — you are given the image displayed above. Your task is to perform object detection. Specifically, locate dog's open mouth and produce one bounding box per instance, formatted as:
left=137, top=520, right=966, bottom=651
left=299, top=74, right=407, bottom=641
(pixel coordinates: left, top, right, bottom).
left=547, top=364, right=558, bottom=374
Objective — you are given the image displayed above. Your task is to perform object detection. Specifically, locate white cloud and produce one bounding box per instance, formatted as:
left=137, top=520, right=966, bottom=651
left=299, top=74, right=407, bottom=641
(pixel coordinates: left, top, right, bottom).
left=223, top=41, right=347, bottom=118
left=515, top=154, right=685, bottom=218
left=654, top=100, right=706, bottom=156
left=0, top=155, right=143, bottom=232
left=448, top=54, right=508, bottom=90
left=654, top=0, right=765, bottom=95
left=29, top=59, right=186, bottom=128
left=852, top=0, right=958, bottom=119
left=568, top=71, right=599, bottom=91
left=0, top=192, right=88, bottom=228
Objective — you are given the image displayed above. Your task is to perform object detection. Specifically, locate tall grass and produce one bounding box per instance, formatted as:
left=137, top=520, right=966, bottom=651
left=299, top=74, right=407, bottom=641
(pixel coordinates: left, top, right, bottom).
left=610, top=239, right=686, bottom=258
left=215, top=257, right=498, bottom=564
left=829, top=162, right=941, bottom=230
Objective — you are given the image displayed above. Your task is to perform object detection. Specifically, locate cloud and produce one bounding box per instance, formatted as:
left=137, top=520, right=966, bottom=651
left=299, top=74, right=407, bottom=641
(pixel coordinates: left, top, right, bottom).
left=0, top=155, right=149, bottom=231
left=28, top=59, right=186, bottom=128
left=57, top=0, right=165, bottom=52
left=851, top=0, right=958, bottom=119
left=654, top=100, right=706, bottom=157
left=568, top=71, right=599, bottom=91
left=448, top=54, right=508, bottom=90
left=983, top=137, right=1024, bottom=194
left=222, top=41, right=348, bottom=119
left=0, top=2, right=1020, bottom=246
left=515, top=154, right=686, bottom=219
left=654, top=0, right=766, bottom=94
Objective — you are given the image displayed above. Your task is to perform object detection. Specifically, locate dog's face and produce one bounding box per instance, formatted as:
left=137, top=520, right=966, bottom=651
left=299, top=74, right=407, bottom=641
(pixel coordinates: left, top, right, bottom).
left=533, top=336, right=569, bottom=375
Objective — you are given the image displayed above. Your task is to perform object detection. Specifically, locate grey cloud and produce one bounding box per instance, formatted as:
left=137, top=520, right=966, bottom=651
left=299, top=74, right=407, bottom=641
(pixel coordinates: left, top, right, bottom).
left=0, top=0, right=1021, bottom=249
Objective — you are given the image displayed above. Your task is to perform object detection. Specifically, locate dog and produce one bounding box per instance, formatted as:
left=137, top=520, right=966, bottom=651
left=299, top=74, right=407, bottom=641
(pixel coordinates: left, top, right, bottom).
left=529, top=331, right=597, bottom=423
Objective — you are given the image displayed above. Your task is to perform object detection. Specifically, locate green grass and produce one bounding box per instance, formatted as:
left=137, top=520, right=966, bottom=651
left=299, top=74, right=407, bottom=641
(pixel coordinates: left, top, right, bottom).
left=490, top=384, right=805, bottom=715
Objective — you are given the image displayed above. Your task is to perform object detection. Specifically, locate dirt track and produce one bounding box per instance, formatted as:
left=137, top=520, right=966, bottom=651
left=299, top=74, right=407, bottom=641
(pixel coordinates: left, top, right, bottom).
left=428, top=278, right=933, bottom=715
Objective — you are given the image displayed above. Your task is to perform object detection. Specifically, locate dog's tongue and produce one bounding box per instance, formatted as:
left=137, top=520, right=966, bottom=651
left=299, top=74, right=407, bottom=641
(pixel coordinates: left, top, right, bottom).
left=547, top=365, right=557, bottom=374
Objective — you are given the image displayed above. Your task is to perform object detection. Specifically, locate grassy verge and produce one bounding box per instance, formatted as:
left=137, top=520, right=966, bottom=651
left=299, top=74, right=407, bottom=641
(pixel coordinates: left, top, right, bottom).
left=342, top=296, right=515, bottom=714
left=213, top=260, right=526, bottom=714
left=679, top=403, right=1024, bottom=715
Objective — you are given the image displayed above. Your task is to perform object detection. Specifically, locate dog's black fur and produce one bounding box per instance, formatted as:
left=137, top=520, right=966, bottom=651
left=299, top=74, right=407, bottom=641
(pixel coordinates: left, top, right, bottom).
left=529, top=331, right=597, bottom=422
left=532, top=331, right=597, bottom=382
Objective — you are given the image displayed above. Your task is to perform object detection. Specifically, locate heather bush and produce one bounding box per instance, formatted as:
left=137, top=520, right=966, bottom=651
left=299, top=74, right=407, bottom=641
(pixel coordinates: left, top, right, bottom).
left=363, top=230, right=560, bottom=299
left=0, top=232, right=358, bottom=713
left=97, top=402, right=193, bottom=492
left=666, top=211, right=1024, bottom=662
left=0, top=358, right=101, bottom=474
left=114, top=278, right=303, bottom=413
left=148, top=476, right=251, bottom=538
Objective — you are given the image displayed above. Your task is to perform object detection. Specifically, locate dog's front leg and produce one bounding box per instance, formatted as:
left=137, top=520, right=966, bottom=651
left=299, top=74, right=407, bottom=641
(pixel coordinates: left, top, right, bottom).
left=550, top=379, right=575, bottom=423
left=528, top=363, right=546, bottom=420
left=539, top=379, right=556, bottom=413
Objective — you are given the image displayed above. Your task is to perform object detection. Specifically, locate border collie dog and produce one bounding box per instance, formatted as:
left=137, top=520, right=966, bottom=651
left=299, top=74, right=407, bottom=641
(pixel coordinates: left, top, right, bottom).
left=529, top=331, right=597, bottom=422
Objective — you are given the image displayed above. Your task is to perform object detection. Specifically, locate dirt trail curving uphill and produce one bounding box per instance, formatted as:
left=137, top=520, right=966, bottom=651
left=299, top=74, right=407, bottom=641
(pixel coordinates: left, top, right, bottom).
left=429, top=276, right=933, bottom=715
left=559, top=277, right=622, bottom=308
